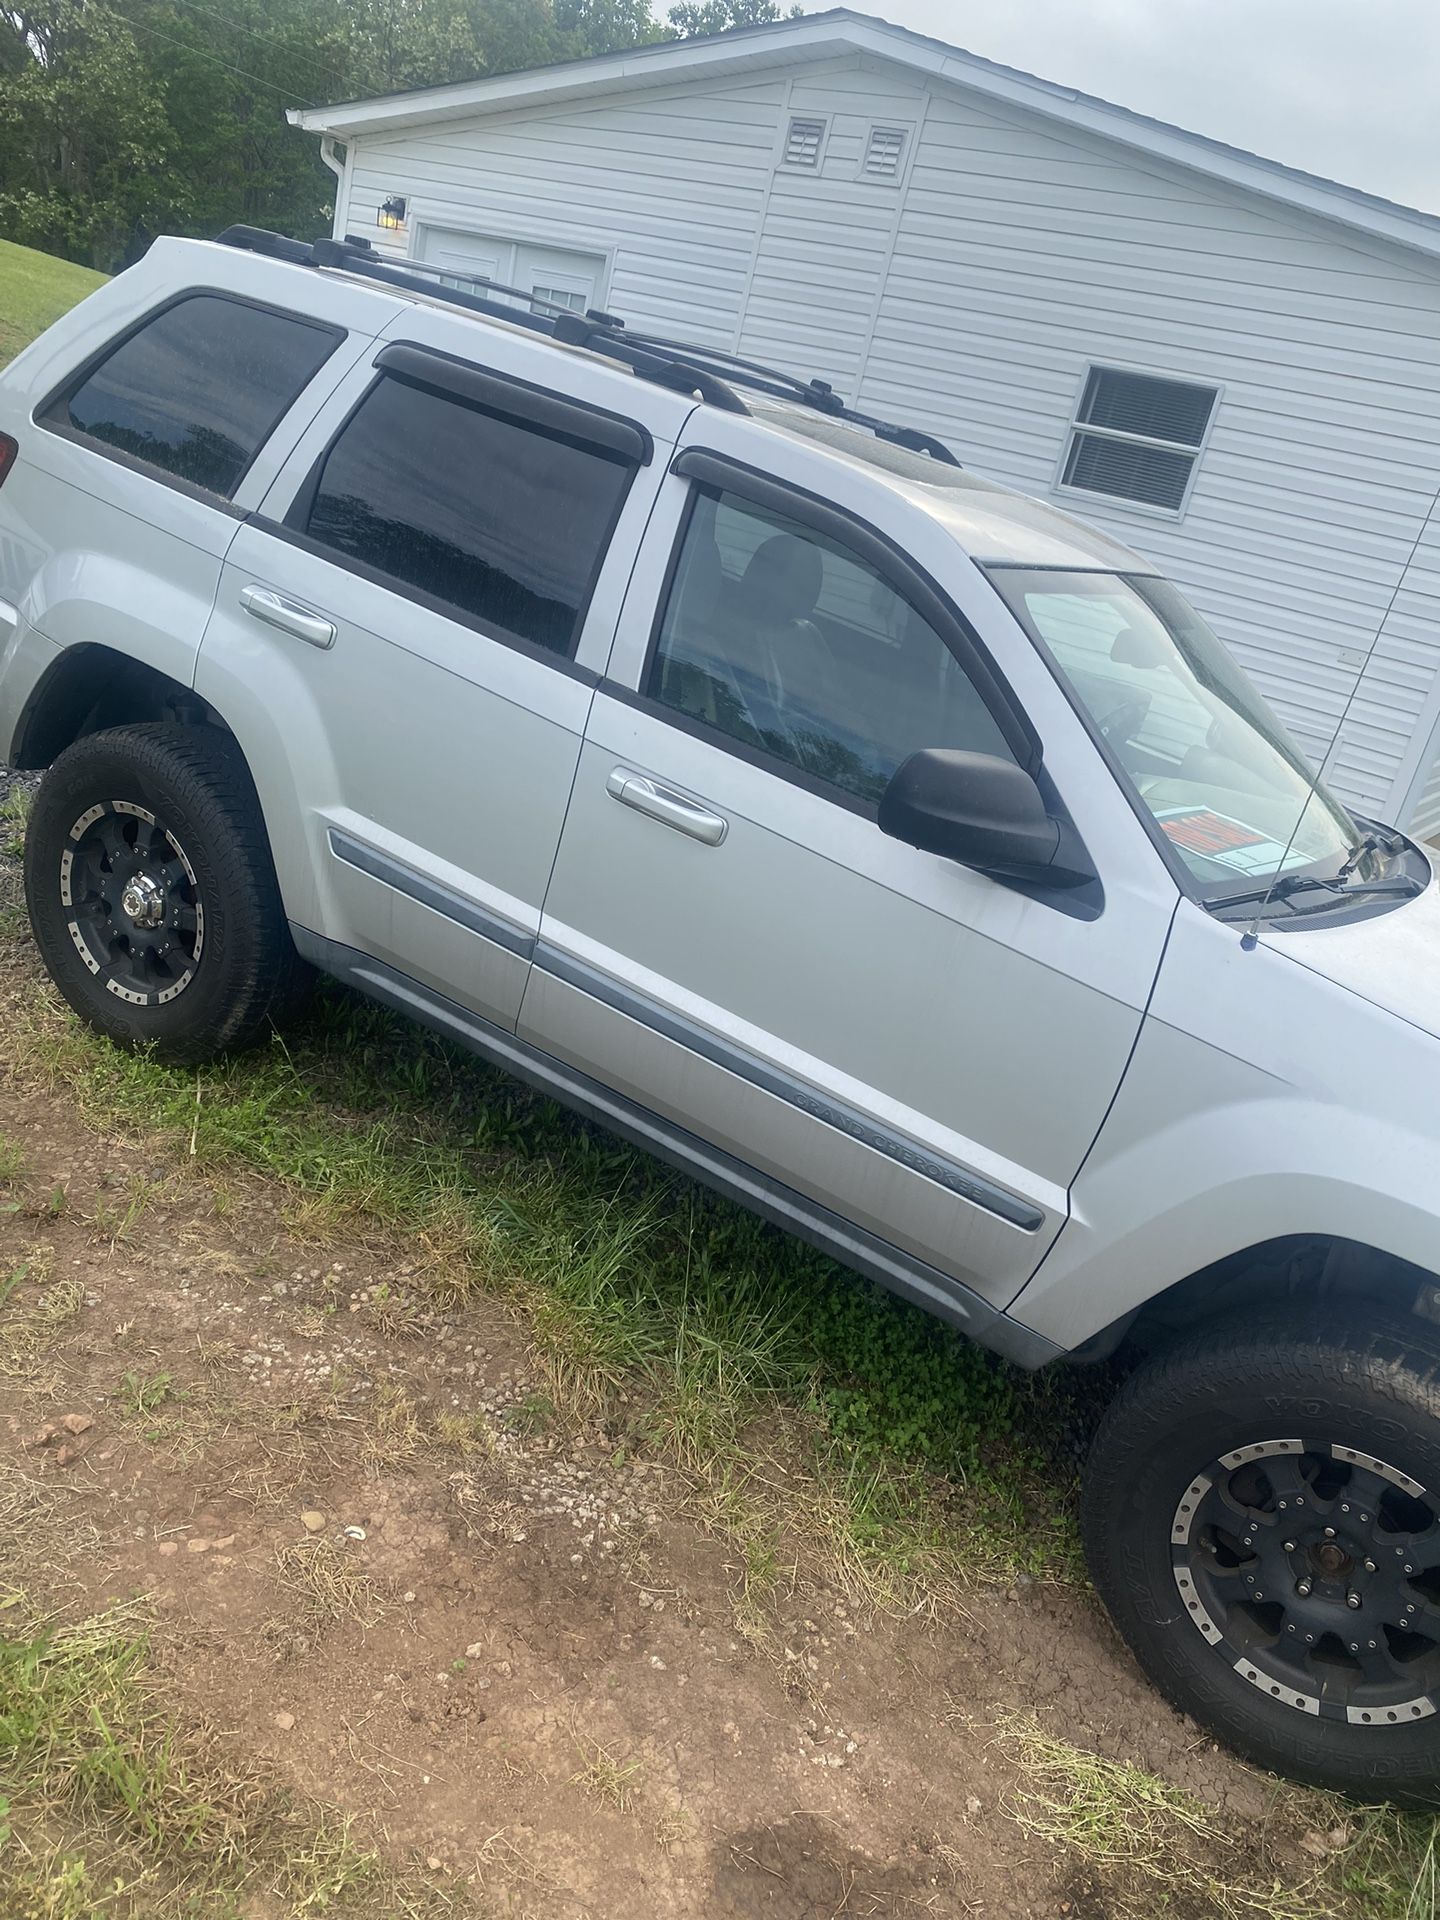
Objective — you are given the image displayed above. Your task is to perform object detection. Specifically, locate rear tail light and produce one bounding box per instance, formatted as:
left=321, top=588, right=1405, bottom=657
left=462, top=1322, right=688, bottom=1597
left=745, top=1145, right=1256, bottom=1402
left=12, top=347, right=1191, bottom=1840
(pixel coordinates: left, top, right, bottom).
left=0, top=432, right=16, bottom=489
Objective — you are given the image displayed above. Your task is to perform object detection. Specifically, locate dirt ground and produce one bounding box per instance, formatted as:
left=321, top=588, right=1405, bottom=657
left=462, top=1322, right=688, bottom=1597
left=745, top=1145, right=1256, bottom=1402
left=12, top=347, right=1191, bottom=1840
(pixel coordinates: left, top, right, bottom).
left=0, top=813, right=1350, bottom=1918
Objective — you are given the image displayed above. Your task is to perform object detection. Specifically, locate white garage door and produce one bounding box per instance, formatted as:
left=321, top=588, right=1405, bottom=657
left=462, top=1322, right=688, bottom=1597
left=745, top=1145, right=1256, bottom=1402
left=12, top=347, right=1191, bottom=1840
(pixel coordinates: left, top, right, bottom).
left=417, top=227, right=607, bottom=317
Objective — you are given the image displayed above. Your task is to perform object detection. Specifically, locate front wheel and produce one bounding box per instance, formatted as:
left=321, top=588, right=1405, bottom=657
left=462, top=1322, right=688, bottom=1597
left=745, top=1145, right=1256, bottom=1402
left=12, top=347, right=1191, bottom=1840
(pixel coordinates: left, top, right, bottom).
left=24, top=723, right=306, bottom=1064
left=1083, top=1313, right=1440, bottom=1803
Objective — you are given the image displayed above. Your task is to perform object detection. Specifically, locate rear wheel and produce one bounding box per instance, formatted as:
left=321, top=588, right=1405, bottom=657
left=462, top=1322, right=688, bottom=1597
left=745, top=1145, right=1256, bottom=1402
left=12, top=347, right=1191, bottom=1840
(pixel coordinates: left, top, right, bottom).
left=1083, top=1313, right=1440, bottom=1803
left=24, top=723, right=305, bottom=1063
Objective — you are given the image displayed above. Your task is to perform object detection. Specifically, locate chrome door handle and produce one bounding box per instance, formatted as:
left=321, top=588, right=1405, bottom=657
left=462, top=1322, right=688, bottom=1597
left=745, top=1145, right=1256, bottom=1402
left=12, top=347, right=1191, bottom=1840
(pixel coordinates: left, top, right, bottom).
left=239, top=583, right=336, bottom=650
left=606, top=767, right=728, bottom=845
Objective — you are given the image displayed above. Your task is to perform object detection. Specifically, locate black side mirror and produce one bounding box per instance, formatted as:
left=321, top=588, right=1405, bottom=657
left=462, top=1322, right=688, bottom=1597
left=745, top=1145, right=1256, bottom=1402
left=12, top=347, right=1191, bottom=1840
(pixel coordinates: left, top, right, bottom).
left=878, top=749, right=1091, bottom=886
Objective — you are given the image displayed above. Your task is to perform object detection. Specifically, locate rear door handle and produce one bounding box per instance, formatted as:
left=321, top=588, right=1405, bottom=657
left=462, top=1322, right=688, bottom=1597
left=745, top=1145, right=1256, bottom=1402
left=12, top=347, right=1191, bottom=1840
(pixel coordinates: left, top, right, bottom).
left=606, top=767, right=728, bottom=845
left=239, top=583, right=336, bottom=650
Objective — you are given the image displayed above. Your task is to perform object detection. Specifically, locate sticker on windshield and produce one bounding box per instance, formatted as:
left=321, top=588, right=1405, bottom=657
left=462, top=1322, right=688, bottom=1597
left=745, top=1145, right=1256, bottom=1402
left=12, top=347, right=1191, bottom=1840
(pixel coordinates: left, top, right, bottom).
left=1154, top=807, right=1313, bottom=875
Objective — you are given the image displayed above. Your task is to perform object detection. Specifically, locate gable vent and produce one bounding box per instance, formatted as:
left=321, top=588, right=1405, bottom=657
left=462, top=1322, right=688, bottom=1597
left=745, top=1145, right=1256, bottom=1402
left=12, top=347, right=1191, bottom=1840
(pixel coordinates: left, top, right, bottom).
left=784, top=116, right=826, bottom=168
left=864, top=125, right=908, bottom=179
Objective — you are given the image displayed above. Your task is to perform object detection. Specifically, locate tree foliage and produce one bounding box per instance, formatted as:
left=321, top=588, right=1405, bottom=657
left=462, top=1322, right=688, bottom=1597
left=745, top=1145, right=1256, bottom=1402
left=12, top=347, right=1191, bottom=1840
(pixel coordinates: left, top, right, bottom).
left=0, top=0, right=792, bottom=269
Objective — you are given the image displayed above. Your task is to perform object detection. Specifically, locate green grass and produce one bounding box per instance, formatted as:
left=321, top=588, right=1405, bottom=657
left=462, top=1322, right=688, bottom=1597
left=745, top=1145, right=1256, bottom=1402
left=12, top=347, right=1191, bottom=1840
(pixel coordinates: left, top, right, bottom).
left=996, top=1710, right=1440, bottom=1920
left=0, top=1582, right=460, bottom=1917
left=0, top=240, right=106, bottom=371
left=13, top=979, right=1088, bottom=1595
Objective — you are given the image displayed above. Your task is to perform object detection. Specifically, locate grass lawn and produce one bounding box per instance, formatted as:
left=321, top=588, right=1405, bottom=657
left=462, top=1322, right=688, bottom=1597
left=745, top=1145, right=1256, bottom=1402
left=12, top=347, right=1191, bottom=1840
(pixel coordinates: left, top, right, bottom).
left=0, top=238, right=107, bottom=370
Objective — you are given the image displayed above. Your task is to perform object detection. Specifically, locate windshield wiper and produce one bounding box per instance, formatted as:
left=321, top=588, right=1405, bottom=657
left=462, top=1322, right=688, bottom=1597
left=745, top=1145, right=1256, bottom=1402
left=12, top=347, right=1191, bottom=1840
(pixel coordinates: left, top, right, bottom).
left=1215, top=870, right=1424, bottom=913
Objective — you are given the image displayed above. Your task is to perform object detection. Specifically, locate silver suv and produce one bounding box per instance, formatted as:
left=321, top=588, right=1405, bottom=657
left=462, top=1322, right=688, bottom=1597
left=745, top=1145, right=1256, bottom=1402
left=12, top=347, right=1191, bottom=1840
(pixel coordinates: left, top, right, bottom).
left=3, top=228, right=1439, bottom=1800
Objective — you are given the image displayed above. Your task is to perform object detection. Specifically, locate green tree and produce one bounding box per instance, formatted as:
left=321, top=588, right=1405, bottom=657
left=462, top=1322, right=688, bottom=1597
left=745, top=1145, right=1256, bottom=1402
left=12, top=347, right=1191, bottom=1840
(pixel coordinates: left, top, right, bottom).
left=666, top=0, right=797, bottom=34
left=0, top=0, right=176, bottom=265
left=0, top=0, right=791, bottom=271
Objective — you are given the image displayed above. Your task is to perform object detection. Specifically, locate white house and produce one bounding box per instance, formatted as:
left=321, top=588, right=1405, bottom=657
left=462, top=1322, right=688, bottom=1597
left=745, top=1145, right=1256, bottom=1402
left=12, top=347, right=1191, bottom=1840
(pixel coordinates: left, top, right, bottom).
left=292, top=9, right=1440, bottom=834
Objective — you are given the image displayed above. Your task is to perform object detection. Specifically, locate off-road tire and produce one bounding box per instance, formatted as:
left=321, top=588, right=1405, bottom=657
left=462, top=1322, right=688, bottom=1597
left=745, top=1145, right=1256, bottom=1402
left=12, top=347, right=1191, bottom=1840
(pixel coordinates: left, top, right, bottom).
left=25, top=723, right=306, bottom=1063
left=1084, top=1312, right=1440, bottom=1803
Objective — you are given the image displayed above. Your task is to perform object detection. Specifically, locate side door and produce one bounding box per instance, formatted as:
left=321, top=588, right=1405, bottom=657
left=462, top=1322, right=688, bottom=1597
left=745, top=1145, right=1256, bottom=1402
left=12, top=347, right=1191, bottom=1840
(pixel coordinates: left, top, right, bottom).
left=522, top=419, right=1179, bottom=1312
left=194, top=309, right=694, bottom=1030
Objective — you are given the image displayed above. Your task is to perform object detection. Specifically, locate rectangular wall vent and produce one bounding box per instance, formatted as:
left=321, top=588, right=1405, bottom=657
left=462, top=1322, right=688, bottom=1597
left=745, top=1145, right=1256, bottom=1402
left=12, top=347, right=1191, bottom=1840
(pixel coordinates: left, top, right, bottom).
left=784, top=116, right=826, bottom=168
left=864, top=126, right=908, bottom=179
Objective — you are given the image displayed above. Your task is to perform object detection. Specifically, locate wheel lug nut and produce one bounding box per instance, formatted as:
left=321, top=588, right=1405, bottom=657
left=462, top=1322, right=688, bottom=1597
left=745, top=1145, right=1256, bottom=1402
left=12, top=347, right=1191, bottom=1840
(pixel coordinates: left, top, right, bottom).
left=1297, top=1578, right=1312, bottom=1597
left=1283, top=1540, right=1297, bottom=1553
left=1324, top=1526, right=1336, bottom=1539
left=1347, top=1592, right=1362, bottom=1610
left=1364, top=1559, right=1377, bottom=1574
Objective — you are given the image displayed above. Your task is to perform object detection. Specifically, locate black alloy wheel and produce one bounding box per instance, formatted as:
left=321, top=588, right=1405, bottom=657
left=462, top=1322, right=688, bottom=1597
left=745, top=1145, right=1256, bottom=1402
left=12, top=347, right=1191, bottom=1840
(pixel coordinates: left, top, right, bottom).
left=1172, top=1439, right=1440, bottom=1729
left=1084, top=1312, right=1440, bottom=1802
left=25, top=723, right=307, bottom=1062
left=60, top=798, right=205, bottom=1007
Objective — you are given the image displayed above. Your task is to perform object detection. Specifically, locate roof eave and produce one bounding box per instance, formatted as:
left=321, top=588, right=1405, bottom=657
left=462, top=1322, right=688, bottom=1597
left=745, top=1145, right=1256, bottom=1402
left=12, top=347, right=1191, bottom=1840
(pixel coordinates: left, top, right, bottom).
left=288, top=10, right=1440, bottom=268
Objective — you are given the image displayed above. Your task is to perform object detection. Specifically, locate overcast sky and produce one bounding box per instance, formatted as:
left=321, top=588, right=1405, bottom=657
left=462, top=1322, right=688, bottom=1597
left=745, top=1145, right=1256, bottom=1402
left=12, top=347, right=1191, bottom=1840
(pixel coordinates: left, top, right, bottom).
left=812, top=1, right=1440, bottom=214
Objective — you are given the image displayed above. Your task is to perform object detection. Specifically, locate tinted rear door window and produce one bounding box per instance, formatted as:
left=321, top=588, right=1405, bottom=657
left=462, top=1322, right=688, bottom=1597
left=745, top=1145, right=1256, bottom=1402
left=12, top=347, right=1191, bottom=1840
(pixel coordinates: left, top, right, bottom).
left=295, top=374, right=633, bottom=658
left=51, top=295, right=340, bottom=498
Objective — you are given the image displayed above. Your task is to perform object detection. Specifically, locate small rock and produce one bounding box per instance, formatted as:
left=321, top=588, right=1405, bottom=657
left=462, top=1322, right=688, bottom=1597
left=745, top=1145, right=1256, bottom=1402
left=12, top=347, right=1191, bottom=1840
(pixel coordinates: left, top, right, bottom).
left=274, top=1711, right=296, bottom=1732
left=53, top=1443, right=81, bottom=1466
left=186, top=1538, right=211, bottom=1554
left=25, top=1424, right=58, bottom=1451
left=60, top=1413, right=93, bottom=1436
left=213, top=1534, right=236, bottom=1550
left=158, top=1541, right=180, bottom=1557
left=301, top=1510, right=326, bottom=1534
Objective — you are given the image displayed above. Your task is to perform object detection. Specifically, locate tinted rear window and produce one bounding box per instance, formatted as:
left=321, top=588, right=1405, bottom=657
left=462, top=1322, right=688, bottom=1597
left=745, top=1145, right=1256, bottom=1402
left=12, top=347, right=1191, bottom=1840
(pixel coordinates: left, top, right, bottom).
left=297, top=374, right=633, bottom=657
left=52, top=295, right=340, bottom=498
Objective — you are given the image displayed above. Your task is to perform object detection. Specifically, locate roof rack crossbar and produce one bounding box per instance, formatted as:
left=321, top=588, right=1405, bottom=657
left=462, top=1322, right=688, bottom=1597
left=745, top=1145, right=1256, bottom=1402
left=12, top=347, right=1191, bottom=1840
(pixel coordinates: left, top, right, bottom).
left=214, top=226, right=958, bottom=459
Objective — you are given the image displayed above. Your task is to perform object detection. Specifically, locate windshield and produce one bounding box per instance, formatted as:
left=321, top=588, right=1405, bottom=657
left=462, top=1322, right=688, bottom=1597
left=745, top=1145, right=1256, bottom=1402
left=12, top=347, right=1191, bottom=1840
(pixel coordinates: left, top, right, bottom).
left=992, top=568, right=1359, bottom=901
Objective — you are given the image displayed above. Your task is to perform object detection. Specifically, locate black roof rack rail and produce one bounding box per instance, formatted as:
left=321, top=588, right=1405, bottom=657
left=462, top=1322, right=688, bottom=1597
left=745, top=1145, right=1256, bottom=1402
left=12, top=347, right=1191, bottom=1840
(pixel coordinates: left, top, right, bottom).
left=213, top=226, right=960, bottom=461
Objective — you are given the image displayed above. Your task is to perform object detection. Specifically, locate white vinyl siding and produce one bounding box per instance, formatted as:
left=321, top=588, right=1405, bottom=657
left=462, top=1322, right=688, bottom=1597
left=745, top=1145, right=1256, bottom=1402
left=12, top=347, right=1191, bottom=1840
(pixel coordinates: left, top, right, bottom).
left=852, top=76, right=1440, bottom=819
left=340, top=76, right=788, bottom=348
left=735, top=61, right=929, bottom=395
left=331, top=49, right=1440, bottom=826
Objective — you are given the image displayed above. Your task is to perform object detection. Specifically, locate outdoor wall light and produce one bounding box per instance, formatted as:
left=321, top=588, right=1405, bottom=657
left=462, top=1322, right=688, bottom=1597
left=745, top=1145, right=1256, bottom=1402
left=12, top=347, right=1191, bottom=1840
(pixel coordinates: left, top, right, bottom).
left=378, top=195, right=407, bottom=232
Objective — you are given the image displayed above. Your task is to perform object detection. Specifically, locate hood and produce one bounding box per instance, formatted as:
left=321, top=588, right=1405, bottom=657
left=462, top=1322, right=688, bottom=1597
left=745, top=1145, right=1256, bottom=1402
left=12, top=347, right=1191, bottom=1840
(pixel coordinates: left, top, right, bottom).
left=1262, top=867, right=1440, bottom=1040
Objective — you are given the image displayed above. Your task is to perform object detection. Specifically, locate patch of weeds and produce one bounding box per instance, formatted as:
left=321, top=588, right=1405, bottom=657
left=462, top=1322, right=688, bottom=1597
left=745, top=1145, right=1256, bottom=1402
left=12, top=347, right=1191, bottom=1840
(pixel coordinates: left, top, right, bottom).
left=0, top=1268, right=84, bottom=1386
left=0, top=1593, right=403, bottom=1918
left=507, top=1390, right=555, bottom=1438
left=0, top=783, right=31, bottom=860
left=9, top=976, right=1085, bottom=1593
left=653, top=1805, right=691, bottom=1852
left=0, top=1134, right=23, bottom=1183
left=994, top=1710, right=1439, bottom=1920
left=434, top=1410, right=495, bottom=1457
left=117, top=1369, right=181, bottom=1419
left=364, top=1280, right=426, bottom=1338
left=1338, top=1807, right=1440, bottom=1919
left=361, top=1382, right=422, bottom=1470
left=274, top=1538, right=381, bottom=1632
left=92, top=1174, right=155, bottom=1244
left=570, top=1737, right=642, bottom=1813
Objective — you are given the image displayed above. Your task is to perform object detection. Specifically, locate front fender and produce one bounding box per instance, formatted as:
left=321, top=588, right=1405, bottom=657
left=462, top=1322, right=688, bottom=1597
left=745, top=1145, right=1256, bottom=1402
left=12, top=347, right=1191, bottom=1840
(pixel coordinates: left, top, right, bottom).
left=1009, top=900, right=1440, bottom=1350
left=1008, top=1075, right=1440, bottom=1350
